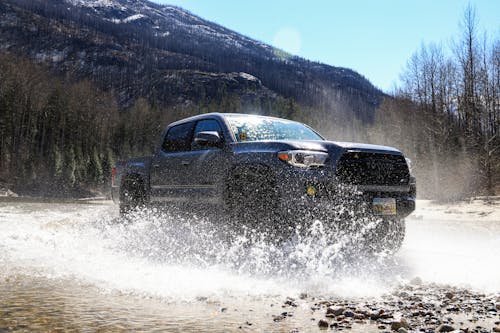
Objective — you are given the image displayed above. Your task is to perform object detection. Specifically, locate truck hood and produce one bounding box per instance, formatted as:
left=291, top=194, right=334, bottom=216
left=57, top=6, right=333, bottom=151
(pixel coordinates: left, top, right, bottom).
left=232, top=140, right=403, bottom=158
left=251, top=140, right=402, bottom=154
left=329, top=141, right=402, bottom=154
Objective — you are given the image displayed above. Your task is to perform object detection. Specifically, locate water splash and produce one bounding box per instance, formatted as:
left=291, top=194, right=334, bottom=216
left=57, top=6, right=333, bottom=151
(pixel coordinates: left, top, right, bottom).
left=0, top=201, right=405, bottom=301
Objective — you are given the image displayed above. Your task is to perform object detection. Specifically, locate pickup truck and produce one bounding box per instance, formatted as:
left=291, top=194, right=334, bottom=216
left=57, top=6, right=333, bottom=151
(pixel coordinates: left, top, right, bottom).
left=111, top=113, right=416, bottom=252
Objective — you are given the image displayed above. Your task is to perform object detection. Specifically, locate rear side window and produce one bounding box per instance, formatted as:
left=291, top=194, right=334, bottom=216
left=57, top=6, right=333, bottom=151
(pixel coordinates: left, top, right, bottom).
left=162, top=122, right=195, bottom=152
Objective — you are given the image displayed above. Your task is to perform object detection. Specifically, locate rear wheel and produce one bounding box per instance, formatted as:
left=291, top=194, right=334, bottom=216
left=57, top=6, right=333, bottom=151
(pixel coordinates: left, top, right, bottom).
left=119, top=177, right=147, bottom=217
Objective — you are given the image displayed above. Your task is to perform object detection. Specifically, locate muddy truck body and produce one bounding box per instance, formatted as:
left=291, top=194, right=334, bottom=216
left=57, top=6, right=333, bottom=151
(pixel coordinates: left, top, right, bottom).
left=112, top=113, right=416, bottom=251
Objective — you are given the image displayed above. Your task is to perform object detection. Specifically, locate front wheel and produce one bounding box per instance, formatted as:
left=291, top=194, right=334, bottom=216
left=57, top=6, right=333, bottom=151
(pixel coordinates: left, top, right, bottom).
left=225, top=168, right=292, bottom=241
left=365, top=217, right=406, bottom=254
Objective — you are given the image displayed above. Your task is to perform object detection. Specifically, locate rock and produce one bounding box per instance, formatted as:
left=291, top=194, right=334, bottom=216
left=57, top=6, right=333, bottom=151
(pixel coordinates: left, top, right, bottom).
left=343, top=310, right=355, bottom=317
left=391, top=319, right=409, bottom=331
left=377, top=325, right=386, bottom=329
left=221, top=308, right=227, bottom=312
left=379, top=312, right=394, bottom=319
left=326, top=306, right=345, bottom=316
left=284, top=297, right=298, bottom=307
left=272, top=314, right=285, bottom=322
left=445, top=292, right=454, bottom=300
left=0, top=188, right=18, bottom=197
left=354, top=313, right=366, bottom=320
left=370, top=311, right=380, bottom=320
left=318, top=319, right=329, bottom=328
left=437, top=324, right=455, bottom=332
left=398, top=328, right=408, bottom=333
left=299, top=292, right=308, bottom=300
left=493, top=327, right=500, bottom=333
left=399, top=291, right=410, bottom=298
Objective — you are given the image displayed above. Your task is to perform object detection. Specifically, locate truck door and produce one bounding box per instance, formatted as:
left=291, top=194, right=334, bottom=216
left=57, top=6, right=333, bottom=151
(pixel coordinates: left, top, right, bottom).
left=150, top=121, right=196, bottom=202
left=188, top=119, right=229, bottom=204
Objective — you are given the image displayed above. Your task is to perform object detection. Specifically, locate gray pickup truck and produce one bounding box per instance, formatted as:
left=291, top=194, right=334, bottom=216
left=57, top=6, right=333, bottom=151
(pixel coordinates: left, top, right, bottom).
left=111, top=113, right=416, bottom=251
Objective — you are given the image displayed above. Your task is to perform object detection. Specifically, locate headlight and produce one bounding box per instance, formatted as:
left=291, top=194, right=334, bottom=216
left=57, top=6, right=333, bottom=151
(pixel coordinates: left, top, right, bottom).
left=277, top=150, right=328, bottom=168
left=405, top=157, right=412, bottom=174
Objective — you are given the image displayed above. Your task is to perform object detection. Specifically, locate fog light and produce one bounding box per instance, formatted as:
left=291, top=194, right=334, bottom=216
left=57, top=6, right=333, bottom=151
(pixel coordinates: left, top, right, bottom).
left=306, top=185, right=317, bottom=196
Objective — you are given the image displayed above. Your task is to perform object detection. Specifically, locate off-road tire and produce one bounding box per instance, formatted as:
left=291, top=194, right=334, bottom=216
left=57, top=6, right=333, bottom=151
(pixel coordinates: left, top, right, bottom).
left=225, top=168, right=289, bottom=240
left=367, top=217, right=406, bottom=254
left=119, top=177, right=147, bottom=217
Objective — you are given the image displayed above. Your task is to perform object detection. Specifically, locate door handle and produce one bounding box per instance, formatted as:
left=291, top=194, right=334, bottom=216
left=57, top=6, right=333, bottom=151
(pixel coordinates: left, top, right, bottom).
left=181, top=161, right=191, bottom=166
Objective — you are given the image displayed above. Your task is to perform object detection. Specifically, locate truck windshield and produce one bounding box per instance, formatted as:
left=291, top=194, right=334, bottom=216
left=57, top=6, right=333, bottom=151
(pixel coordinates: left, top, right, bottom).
left=226, top=115, right=323, bottom=142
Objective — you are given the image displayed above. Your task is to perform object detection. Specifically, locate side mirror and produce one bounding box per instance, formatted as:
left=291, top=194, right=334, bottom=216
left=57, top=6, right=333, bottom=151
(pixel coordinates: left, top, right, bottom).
left=194, top=131, right=221, bottom=147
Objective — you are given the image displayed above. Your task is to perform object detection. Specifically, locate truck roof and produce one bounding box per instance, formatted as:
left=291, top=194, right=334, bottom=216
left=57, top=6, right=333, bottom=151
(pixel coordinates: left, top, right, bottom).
left=167, top=113, right=295, bottom=127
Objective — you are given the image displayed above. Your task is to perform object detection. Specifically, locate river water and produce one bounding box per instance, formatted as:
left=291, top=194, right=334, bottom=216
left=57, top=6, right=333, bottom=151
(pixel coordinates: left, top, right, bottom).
left=0, top=199, right=499, bottom=331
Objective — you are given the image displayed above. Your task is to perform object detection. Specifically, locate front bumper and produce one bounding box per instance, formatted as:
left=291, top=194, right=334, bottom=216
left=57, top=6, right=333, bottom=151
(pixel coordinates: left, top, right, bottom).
left=275, top=167, right=416, bottom=219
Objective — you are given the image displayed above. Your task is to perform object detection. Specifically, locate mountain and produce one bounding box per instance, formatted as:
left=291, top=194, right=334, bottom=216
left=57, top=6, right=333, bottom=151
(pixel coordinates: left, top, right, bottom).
left=0, top=0, right=383, bottom=123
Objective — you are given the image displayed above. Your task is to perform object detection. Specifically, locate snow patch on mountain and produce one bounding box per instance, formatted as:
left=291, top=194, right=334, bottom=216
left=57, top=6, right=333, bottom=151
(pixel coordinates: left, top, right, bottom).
left=67, top=0, right=123, bottom=9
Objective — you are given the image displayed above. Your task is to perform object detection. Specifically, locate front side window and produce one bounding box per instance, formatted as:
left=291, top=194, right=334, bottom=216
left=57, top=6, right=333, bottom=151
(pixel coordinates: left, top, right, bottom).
left=193, top=119, right=223, bottom=137
left=225, top=115, right=323, bottom=142
left=162, top=122, right=195, bottom=152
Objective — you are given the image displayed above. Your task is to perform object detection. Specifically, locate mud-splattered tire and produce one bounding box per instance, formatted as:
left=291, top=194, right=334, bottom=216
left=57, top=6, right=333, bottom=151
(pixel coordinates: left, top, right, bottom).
left=119, top=177, right=147, bottom=217
left=225, top=168, right=288, bottom=239
left=368, top=217, right=406, bottom=254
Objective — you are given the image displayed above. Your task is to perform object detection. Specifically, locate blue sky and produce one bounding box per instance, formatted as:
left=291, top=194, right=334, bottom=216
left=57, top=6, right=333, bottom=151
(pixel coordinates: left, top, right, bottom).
left=154, top=0, right=500, bottom=92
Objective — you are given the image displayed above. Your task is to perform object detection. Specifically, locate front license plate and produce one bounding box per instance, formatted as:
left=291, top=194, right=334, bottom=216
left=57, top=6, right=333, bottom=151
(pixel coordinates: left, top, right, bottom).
left=373, top=198, right=397, bottom=215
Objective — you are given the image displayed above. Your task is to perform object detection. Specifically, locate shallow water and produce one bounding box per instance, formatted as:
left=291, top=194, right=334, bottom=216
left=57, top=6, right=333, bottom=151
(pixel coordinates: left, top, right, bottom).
left=0, top=200, right=498, bottom=331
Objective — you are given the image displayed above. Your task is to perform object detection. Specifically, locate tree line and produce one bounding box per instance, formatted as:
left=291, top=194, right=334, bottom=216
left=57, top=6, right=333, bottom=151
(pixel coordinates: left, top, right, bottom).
left=0, top=53, right=302, bottom=196
left=366, top=6, right=499, bottom=198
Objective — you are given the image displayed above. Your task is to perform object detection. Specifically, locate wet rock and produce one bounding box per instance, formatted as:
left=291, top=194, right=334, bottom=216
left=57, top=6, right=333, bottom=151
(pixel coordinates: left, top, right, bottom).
left=284, top=297, right=298, bottom=307
left=437, top=324, right=455, bottom=332
left=398, top=291, right=410, bottom=298
left=343, top=310, right=355, bottom=317
left=272, top=314, right=285, bottom=322
left=318, top=319, right=329, bottom=328
left=354, top=313, right=366, bottom=320
left=379, top=312, right=394, bottom=319
left=391, top=319, right=409, bottom=331
left=326, top=306, right=345, bottom=317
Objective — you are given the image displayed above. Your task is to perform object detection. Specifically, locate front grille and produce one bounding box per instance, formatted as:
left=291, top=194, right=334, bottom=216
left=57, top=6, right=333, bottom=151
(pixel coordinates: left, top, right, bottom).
left=335, top=151, right=410, bottom=186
